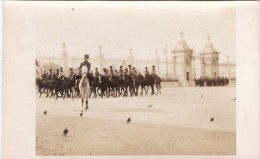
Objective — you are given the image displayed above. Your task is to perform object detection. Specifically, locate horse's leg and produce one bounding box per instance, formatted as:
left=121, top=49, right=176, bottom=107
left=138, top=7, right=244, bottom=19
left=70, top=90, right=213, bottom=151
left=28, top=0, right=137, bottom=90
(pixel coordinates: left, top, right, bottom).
left=81, top=97, right=84, bottom=111
left=85, top=99, right=89, bottom=111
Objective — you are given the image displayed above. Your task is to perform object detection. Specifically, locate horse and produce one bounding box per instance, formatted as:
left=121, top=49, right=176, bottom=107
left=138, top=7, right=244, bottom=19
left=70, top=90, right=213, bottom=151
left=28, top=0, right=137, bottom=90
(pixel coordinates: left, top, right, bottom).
left=138, top=74, right=149, bottom=95
left=79, top=74, right=90, bottom=111
left=88, top=73, right=98, bottom=98
left=54, top=76, right=67, bottom=100
left=153, top=75, right=162, bottom=94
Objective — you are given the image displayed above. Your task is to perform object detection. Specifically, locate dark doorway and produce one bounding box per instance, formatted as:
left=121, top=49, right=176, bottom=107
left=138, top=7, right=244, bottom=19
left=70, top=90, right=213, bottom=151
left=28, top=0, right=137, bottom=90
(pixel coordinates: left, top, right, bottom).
left=186, top=72, right=190, bottom=81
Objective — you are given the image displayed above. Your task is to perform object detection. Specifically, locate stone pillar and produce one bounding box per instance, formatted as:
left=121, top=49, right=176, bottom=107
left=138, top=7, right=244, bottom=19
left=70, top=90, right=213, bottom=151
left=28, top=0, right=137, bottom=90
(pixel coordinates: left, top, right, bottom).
left=99, top=46, right=104, bottom=71
left=173, top=56, right=176, bottom=79
left=129, top=48, right=134, bottom=66
left=155, top=50, right=160, bottom=76
left=62, top=43, right=69, bottom=76
left=227, top=56, right=231, bottom=80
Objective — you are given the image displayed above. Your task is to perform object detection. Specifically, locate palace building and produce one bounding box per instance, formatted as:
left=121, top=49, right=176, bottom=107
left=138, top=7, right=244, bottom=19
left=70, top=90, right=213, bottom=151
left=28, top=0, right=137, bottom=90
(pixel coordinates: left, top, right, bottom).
left=36, top=31, right=236, bottom=86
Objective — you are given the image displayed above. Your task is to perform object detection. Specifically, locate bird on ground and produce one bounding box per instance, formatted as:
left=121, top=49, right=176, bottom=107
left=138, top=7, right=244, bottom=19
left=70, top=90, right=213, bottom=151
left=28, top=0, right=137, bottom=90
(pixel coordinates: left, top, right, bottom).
left=210, top=117, right=214, bottom=122
left=148, top=104, right=153, bottom=107
left=63, top=128, right=69, bottom=136
left=127, top=117, right=131, bottom=124
left=201, top=94, right=203, bottom=98
left=43, top=110, right=47, bottom=115
left=80, top=112, right=83, bottom=117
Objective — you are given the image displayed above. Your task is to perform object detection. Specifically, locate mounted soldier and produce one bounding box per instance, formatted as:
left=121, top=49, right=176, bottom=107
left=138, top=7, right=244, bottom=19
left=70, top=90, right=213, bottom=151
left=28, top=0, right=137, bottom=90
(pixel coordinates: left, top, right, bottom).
left=114, top=70, right=118, bottom=76
left=94, top=67, right=100, bottom=78
left=109, top=66, right=114, bottom=80
left=69, top=68, right=75, bottom=79
left=41, top=70, right=47, bottom=79
left=133, top=67, right=137, bottom=77
left=125, top=68, right=128, bottom=76
left=144, top=67, right=149, bottom=80
left=78, top=54, right=91, bottom=91
left=47, top=69, right=53, bottom=79
left=59, top=67, right=65, bottom=79
left=55, top=69, right=59, bottom=78
left=103, top=68, right=108, bottom=77
left=128, top=65, right=133, bottom=76
left=119, top=66, right=124, bottom=79
left=151, top=65, right=156, bottom=77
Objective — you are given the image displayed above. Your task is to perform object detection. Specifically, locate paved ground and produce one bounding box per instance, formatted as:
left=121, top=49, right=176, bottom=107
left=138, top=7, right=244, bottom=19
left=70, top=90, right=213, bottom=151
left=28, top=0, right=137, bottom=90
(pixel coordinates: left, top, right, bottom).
left=36, top=86, right=236, bottom=156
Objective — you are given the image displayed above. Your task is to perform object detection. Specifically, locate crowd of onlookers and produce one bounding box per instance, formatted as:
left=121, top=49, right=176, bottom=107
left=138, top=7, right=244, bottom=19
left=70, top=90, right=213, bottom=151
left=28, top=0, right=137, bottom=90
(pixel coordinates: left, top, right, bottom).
left=194, top=76, right=230, bottom=87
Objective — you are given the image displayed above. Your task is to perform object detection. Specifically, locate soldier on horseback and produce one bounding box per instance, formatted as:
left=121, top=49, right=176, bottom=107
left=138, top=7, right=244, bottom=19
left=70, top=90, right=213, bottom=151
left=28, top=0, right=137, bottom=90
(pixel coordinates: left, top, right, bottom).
left=47, top=69, right=53, bottom=80
left=109, top=66, right=114, bottom=81
left=103, top=68, right=108, bottom=77
left=133, top=67, right=137, bottom=77
left=128, top=65, right=133, bottom=76
left=59, top=67, right=65, bottom=79
left=78, top=54, right=91, bottom=82
left=125, top=68, right=128, bottom=75
left=151, top=65, right=156, bottom=77
left=114, top=70, right=118, bottom=76
left=94, top=67, right=100, bottom=78
left=144, top=67, right=149, bottom=80
left=69, top=68, right=74, bottom=79
left=41, top=70, right=47, bottom=79
left=119, top=66, right=124, bottom=79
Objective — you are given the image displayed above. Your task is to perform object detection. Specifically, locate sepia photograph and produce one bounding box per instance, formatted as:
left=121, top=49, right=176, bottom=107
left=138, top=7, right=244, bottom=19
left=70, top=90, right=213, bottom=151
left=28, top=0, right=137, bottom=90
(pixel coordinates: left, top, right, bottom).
left=34, top=2, right=236, bottom=156
left=3, top=1, right=259, bottom=159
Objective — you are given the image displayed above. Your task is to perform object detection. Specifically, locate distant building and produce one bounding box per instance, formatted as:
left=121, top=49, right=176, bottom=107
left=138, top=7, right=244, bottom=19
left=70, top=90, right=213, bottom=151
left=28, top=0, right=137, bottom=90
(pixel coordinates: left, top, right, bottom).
left=36, top=33, right=236, bottom=86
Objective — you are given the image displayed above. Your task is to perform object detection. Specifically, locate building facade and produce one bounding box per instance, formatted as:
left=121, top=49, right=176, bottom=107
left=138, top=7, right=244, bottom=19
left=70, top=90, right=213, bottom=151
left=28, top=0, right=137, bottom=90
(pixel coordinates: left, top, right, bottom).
left=36, top=32, right=236, bottom=86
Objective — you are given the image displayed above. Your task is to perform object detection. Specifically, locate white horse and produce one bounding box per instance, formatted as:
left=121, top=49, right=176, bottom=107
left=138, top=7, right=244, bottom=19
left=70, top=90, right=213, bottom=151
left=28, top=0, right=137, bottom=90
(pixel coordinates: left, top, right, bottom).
left=79, top=73, right=90, bottom=111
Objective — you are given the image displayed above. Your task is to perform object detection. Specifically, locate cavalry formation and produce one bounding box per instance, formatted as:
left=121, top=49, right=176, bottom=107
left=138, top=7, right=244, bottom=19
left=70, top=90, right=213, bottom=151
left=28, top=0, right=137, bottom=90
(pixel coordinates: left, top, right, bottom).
left=36, top=65, right=162, bottom=100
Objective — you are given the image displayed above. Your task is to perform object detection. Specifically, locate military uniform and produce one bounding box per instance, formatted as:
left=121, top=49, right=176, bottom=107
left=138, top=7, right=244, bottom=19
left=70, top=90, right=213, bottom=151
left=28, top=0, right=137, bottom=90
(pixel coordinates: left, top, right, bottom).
left=59, top=67, right=65, bottom=79
left=114, top=70, right=118, bottom=76
left=69, top=68, right=74, bottom=79
left=151, top=66, right=156, bottom=75
left=125, top=68, right=128, bottom=75
left=128, top=65, right=133, bottom=75
left=94, top=68, right=99, bottom=77
left=78, top=54, right=91, bottom=96
left=133, top=67, right=137, bottom=77
left=103, top=68, right=108, bottom=76
left=47, top=69, right=53, bottom=79
left=145, top=67, right=149, bottom=79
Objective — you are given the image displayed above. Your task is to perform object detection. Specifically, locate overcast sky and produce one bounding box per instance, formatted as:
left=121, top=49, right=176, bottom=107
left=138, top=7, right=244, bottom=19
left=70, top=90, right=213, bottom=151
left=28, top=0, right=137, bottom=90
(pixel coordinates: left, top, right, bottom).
left=34, top=2, right=236, bottom=63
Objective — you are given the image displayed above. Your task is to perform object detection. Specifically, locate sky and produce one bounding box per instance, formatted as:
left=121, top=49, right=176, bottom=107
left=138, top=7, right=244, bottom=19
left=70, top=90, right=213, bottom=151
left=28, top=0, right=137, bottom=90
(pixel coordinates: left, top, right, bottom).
left=34, top=2, right=236, bottom=63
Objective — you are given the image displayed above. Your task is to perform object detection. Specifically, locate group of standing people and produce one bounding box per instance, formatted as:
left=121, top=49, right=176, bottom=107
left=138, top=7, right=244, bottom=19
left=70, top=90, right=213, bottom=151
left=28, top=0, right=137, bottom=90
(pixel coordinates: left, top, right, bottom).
left=194, top=76, right=230, bottom=87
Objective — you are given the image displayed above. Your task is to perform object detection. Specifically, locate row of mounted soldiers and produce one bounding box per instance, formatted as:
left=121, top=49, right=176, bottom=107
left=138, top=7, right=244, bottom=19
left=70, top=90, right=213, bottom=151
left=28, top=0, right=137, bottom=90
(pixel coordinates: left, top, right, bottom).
left=194, top=76, right=230, bottom=87
left=37, top=64, right=161, bottom=99
left=41, top=64, right=158, bottom=81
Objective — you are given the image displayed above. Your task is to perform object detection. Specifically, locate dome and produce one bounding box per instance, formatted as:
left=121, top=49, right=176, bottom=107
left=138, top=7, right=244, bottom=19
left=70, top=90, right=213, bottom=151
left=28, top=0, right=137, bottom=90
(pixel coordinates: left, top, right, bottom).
left=202, top=35, right=218, bottom=53
left=173, top=31, right=192, bottom=52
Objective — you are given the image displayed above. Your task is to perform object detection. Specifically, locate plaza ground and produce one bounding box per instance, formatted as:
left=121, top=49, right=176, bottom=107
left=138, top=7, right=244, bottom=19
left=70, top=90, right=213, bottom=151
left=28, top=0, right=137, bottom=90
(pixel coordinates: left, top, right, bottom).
left=36, top=86, right=236, bottom=155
